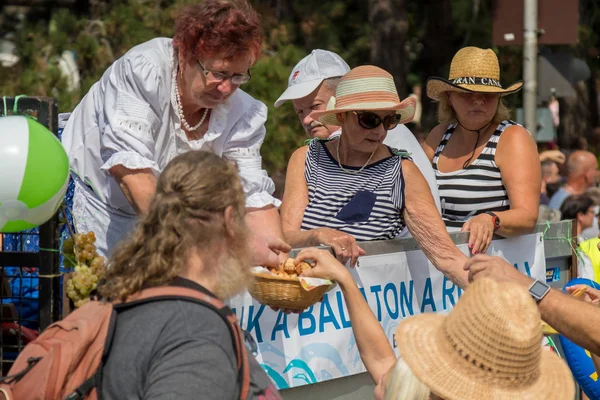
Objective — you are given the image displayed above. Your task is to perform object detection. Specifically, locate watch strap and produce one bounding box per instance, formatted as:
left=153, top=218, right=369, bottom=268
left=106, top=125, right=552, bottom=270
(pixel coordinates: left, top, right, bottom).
left=484, top=211, right=501, bottom=231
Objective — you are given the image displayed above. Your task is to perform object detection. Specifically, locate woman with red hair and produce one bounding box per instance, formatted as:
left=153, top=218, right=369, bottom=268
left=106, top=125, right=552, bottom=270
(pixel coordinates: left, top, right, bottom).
left=61, top=0, right=289, bottom=265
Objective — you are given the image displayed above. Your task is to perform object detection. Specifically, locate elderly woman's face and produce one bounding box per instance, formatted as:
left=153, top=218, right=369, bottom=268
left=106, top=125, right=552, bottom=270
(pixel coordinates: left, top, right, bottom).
left=181, top=51, right=253, bottom=109
left=448, top=91, right=499, bottom=129
left=338, top=110, right=399, bottom=153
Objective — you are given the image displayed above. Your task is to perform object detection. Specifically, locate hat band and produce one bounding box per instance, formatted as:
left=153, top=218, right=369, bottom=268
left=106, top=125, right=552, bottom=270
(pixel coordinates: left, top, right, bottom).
left=451, top=77, right=502, bottom=88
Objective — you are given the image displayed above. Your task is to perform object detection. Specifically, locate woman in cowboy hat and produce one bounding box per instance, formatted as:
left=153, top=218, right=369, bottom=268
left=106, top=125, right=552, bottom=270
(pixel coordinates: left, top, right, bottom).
left=422, top=47, right=541, bottom=256
left=280, top=65, right=469, bottom=287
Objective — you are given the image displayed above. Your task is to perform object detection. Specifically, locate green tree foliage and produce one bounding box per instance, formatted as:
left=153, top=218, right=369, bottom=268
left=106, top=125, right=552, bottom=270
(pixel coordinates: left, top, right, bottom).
left=244, top=43, right=307, bottom=173
left=1, top=0, right=599, bottom=175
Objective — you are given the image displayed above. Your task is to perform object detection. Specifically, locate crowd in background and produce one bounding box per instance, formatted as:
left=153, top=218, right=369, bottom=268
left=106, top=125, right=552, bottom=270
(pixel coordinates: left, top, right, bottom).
left=538, top=148, right=600, bottom=281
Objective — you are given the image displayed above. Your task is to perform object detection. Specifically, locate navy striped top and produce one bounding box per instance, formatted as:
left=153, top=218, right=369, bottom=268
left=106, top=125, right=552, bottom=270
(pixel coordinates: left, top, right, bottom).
left=432, top=120, right=515, bottom=229
left=300, top=138, right=409, bottom=241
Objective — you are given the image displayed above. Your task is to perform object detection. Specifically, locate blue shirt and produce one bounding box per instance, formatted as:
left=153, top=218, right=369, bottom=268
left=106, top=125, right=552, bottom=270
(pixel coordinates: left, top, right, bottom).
left=547, top=187, right=571, bottom=210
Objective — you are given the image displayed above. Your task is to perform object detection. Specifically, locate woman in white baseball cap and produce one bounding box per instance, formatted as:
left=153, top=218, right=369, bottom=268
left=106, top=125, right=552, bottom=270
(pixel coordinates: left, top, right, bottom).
left=275, top=49, right=351, bottom=139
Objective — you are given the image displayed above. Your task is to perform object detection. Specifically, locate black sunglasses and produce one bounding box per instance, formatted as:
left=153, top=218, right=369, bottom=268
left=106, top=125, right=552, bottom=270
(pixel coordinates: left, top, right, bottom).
left=352, top=111, right=402, bottom=131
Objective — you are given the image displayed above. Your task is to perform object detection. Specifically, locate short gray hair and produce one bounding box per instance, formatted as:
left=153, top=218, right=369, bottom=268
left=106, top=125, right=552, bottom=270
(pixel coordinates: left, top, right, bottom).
left=323, top=77, right=342, bottom=91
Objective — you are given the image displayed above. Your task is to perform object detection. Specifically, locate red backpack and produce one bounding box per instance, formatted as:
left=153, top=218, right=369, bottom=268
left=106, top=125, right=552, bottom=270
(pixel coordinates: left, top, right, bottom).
left=0, top=286, right=250, bottom=400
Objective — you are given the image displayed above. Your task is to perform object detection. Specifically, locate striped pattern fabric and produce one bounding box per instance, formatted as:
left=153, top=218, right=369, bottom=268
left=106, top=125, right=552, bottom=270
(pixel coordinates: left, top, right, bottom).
left=432, top=120, right=516, bottom=229
left=300, top=139, right=408, bottom=241
left=335, top=73, right=400, bottom=110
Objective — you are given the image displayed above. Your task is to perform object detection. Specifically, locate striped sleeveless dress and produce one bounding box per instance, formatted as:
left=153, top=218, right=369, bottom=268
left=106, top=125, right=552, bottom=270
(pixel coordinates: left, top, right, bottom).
left=432, top=120, right=516, bottom=229
left=300, top=139, right=409, bottom=241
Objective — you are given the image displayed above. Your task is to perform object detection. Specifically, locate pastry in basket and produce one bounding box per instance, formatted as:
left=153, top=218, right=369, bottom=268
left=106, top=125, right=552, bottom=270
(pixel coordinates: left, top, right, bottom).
left=267, top=259, right=313, bottom=278
left=295, top=261, right=312, bottom=275
left=282, top=258, right=296, bottom=275
left=249, top=258, right=331, bottom=312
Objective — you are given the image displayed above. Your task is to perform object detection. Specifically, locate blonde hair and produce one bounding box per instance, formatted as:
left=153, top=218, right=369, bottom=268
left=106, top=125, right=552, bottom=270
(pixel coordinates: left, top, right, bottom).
left=384, top=358, right=431, bottom=400
left=99, top=150, right=248, bottom=302
left=437, top=92, right=511, bottom=125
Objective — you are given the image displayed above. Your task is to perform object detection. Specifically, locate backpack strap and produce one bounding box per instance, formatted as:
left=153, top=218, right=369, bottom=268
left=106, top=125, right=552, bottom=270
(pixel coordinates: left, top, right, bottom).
left=66, top=308, right=120, bottom=400
left=119, top=287, right=251, bottom=400
left=68, top=287, right=251, bottom=400
left=0, top=357, right=42, bottom=384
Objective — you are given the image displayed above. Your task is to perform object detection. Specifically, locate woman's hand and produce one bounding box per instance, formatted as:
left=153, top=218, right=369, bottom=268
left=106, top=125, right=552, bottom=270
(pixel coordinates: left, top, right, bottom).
left=250, top=234, right=291, bottom=268
left=461, top=214, right=496, bottom=255
left=294, top=247, right=353, bottom=286
left=539, top=149, right=566, bottom=165
left=315, top=228, right=365, bottom=267
left=270, top=247, right=348, bottom=315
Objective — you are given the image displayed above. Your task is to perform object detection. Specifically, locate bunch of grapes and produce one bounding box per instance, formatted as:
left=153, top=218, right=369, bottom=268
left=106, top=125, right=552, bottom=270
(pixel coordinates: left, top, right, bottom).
left=62, top=232, right=106, bottom=308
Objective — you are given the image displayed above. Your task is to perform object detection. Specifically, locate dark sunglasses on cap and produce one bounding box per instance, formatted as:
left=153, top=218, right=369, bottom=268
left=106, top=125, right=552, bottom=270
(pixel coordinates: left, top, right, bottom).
left=352, top=111, right=402, bottom=131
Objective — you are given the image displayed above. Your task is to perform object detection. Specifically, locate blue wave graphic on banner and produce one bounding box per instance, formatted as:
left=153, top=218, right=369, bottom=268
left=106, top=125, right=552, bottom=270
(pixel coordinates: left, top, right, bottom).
left=298, top=343, right=350, bottom=376
left=259, top=342, right=351, bottom=389
left=261, top=363, right=290, bottom=389
left=283, top=359, right=317, bottom=385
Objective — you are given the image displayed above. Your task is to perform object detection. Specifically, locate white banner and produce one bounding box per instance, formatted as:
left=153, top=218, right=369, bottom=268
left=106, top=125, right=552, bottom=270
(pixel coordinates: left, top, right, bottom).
left=228, top=233, right=546, bottom=390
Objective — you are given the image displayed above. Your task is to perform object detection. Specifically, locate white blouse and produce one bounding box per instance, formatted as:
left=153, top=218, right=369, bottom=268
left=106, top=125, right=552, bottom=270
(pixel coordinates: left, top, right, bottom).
left=61, top=37, right=279, bottom=216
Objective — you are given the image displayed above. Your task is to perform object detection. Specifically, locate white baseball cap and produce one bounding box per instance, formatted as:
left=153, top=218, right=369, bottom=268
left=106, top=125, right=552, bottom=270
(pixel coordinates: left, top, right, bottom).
left=274, top=49, right=350, bottom=108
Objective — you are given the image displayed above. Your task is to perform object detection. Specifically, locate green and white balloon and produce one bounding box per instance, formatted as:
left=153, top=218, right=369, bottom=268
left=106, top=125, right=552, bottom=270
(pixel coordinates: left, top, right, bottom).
left=0, top=115, right=70, bottom=233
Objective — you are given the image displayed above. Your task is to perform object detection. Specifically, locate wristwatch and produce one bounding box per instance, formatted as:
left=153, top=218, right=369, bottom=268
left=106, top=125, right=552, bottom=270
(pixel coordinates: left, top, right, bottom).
left=529, top=280, right=551, bottom=302
left=485, top=211, right=501, bottom=231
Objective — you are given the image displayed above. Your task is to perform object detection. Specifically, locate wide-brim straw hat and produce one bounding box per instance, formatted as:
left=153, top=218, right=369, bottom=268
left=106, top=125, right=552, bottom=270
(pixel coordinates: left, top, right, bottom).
left=427, top=47, right=523, bottom=100
left=311, top=65, right=416, bottom=126
left=396, top=278, right=574, bottom=400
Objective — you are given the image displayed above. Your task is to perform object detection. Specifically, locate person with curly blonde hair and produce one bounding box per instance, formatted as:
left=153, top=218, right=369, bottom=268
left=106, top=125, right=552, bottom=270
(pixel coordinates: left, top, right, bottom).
left=98, top=150, right=281, bottom=400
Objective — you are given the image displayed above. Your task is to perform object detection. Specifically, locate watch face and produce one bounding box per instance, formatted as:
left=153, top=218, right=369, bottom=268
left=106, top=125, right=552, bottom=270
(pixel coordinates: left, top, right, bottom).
left=530, top=280, right=550, bottom=299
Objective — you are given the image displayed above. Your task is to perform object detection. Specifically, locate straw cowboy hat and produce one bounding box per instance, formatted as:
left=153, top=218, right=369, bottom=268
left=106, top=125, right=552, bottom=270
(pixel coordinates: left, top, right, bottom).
left=311, top=65, right=416, bottom=126
left=396, top=277, right=574, bottom=400
left=427, top=47, right=523, bottom=100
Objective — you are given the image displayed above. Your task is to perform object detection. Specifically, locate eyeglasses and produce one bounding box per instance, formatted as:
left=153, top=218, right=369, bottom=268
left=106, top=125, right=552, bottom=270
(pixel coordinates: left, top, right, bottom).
left=197, top=59, right=252, bottom=85
left=352, top=111, right=402, bottom=131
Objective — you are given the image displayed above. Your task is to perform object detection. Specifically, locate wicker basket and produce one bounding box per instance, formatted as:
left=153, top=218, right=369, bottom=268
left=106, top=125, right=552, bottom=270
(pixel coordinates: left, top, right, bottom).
left=248, top=272, right=335, bottom=312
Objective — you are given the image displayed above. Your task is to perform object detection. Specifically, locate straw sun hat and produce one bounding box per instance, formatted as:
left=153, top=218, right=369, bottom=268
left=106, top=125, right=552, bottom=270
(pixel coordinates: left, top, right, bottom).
left=311, top=65, right=416, bottom=127
left=426, top=46, right=523, bottom=100
left=396, top=278, right=575, bottom=400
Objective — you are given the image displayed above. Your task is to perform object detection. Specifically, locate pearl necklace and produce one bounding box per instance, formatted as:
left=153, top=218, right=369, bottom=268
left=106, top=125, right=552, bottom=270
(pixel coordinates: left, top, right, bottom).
left=174, top=68, right=208, bottom=132
left=336, top=138, right=376, bottom=175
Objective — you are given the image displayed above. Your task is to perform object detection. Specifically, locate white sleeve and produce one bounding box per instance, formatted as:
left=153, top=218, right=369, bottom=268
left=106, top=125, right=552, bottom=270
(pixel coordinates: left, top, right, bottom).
left=99, top=53, right=164, bottom=175
left=222, top=99, right=281, bottom=209
left=384, top=125, right=441, bottom=213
